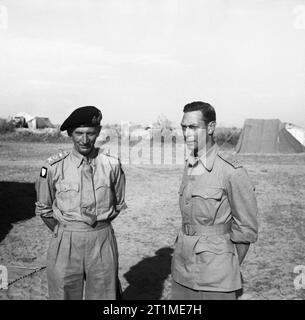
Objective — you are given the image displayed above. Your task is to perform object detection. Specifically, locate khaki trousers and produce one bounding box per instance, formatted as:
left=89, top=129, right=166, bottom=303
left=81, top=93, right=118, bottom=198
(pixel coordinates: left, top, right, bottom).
left=171, top=279, right=237, bottom=300
left=47, top=221, right=119, bottom=300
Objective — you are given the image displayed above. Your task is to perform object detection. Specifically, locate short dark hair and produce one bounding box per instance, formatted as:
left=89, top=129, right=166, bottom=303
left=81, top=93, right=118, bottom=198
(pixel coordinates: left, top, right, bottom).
left=183, top=101, right=216, bottom=123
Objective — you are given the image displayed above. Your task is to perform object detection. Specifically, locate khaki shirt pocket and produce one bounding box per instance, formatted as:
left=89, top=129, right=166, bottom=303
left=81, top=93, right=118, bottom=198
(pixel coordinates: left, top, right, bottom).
left=192, top=187, right=223, bottom=200
left=95, top=180, right=113, bottom=209
left=55, top=182, right=79, bottom=212
left=191, top=187, right=224, bottom=219
left=193, top=236, right=239, bottom=288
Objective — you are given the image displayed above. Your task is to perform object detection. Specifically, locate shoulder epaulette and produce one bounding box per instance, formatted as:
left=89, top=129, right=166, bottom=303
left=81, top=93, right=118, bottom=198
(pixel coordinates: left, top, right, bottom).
left=218, top=154, right=243, bottom=169
left=46, top=151, right=70, bottom=165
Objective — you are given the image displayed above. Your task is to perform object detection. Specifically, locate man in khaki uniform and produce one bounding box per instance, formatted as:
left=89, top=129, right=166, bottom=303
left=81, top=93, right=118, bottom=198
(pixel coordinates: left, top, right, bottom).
left=171, top=101, right=258, bottom=300
left=35, top=106, right=127, bottom=300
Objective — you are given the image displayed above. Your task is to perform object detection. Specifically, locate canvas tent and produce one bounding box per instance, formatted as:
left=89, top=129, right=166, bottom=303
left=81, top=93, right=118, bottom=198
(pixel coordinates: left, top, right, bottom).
left=27, top=117, right=55, bottom=129
left=285, top=123, right=305, bottom=146
left=11, top=112, right=34, bottom=123
left=236, top=119, right=305, bottom=154
left=8, top=112, right=34, bottom=128
left=9, top=113, right=55, bottom=129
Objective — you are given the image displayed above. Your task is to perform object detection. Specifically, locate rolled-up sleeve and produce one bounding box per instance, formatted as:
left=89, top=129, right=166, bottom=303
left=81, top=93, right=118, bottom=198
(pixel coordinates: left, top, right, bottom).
left=112, top=160, right=127, bottom=212
left=226, top=167, right=258, bottom=243
left=35, top=163, right=55, bottom=217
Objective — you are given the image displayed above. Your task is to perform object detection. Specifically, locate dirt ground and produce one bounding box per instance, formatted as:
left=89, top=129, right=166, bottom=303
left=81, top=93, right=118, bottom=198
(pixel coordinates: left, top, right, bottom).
left=0, top=141, right=305, bottom=300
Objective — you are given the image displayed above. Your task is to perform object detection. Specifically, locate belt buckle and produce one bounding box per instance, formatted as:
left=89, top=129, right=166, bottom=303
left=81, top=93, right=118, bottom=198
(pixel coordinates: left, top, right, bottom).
left=183, top=224, right=195, bottom=236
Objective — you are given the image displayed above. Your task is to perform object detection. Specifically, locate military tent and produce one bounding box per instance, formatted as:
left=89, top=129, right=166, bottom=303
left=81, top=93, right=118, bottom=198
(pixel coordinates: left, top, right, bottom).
left=285, top=123, right=305, bottom=146
left=8, top=112, right=34, bottom=128
left=9, top=113, right=55, bottom=129
left=10, top=112, right=34, bottom=123
left=236, top=119, right=305, bottom=154
left=27, top=117, right=55, bottom=129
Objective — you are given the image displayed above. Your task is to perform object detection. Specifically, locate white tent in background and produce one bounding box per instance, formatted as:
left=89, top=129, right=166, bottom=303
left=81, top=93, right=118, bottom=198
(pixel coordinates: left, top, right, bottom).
left=285, top=123, right=305, bottom=146
left=8, top=112, right=35, bottom=123
left=8, top=112, right=54, bottom=129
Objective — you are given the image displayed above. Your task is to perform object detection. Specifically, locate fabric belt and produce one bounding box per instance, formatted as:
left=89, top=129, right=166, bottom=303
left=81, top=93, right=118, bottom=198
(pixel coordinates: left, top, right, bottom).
left=57, top=220, right=111, bottom=232
left=182, top=222, right=231, bottom=236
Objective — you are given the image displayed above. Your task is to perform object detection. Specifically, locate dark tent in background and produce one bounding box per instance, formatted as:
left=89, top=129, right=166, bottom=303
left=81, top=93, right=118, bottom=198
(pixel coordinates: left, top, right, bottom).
left=27, top=117, right=55, bottom=129
left=236, top=119, right=305, bottom=154
left=8, top=113, right=55, bottom=129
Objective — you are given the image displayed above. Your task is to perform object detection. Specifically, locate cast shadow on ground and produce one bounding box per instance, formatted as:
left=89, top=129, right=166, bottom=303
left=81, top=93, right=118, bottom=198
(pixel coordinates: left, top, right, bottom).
left=0, top=181, right=36, bottom=241
left=122, top=247, right=173, bottom=300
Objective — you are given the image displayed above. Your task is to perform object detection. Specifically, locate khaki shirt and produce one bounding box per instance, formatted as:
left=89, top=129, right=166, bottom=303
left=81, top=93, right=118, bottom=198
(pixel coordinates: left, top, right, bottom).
left=171, top=144, right=258, bottom=292
left=35, top=147, right=127, bottom=224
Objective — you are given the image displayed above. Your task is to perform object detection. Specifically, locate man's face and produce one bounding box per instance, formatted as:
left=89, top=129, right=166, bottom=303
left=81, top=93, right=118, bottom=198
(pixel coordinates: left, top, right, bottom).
left=181, top=110, right=208, bottom=153
left=71, top=126, right=101, bottom=156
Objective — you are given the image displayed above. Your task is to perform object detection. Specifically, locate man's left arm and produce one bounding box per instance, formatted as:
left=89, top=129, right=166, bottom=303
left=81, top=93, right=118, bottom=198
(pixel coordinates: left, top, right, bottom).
left=226, top=167, right=259, bottom=265
left=112, top=159, right=127, bottom=215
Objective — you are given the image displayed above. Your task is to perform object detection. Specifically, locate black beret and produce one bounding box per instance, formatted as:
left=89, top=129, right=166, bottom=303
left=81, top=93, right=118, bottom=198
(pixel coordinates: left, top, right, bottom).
left=60, top=106, right=102, bottom=131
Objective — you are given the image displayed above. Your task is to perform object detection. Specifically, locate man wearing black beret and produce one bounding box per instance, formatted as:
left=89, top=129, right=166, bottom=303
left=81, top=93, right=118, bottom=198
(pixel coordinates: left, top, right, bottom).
left=35, top=106, right=127, bottom=300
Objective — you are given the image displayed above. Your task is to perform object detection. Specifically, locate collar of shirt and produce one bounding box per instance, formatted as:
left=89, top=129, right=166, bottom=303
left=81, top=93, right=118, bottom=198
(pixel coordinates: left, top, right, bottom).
left=71, top=147, right=98, bottom=168
left=187, top=143, right=219, bottom=172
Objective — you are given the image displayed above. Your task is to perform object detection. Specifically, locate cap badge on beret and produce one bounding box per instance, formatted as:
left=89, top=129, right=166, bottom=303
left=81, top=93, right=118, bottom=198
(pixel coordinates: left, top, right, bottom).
left=92, top=112, right=102, bottom=125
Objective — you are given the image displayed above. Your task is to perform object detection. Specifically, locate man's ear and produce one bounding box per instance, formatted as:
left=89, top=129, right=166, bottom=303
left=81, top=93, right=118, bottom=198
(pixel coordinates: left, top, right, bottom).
left=207, top=121, right=216, bottom=135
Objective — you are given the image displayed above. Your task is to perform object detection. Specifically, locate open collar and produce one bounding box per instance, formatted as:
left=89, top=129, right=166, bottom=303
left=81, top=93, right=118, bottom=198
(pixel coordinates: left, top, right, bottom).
left=187, top=144, right=219, bottom=172
left=71, top=147, right=98, bottom=168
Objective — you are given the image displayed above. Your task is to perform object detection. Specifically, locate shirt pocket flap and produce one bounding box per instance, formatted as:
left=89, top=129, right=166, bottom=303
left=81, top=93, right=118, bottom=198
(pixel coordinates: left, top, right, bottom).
left=192, top=187, right=223, bottom=200
left=194, top=238, right=235, bottom=255
left=56, top=182, right=79, bottom=192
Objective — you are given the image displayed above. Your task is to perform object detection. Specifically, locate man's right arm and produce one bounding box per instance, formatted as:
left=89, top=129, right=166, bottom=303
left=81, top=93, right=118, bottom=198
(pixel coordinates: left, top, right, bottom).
left=35, top=163, right=57, bottom=231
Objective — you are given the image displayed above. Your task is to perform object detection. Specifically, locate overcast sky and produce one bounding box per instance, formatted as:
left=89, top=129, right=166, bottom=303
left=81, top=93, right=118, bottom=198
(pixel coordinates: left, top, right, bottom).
left=0, top=0, right=304, bottom=127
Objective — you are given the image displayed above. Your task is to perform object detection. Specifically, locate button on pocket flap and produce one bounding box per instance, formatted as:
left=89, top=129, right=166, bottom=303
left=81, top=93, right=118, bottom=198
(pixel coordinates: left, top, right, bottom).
left=194, top=238, right=235, bottom=255
left=56, top=182, right=79, bottom=192
left=192, top=187, right=223, bottom=200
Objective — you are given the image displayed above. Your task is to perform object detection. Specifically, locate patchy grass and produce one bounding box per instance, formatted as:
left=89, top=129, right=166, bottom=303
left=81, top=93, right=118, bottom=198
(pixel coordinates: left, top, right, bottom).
left=0, top=128, right=70, bottom=143
left=0, top=141, right=304, bottom=299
